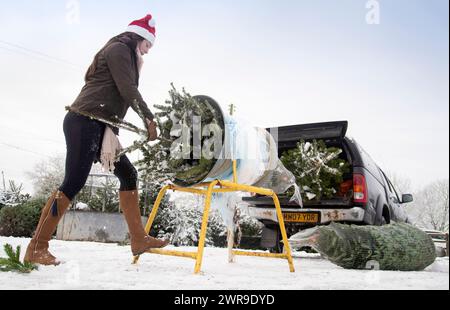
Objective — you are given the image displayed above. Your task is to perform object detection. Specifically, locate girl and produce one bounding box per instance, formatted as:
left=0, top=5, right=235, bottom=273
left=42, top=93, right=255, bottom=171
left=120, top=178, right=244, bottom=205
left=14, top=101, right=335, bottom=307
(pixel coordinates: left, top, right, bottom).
left=25, top=14, right=169, bottom=266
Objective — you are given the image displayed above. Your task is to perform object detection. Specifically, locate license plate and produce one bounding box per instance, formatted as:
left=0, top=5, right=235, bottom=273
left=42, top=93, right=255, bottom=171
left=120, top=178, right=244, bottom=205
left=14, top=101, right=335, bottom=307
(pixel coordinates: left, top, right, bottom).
left=283, top=212, right=319, bottom=223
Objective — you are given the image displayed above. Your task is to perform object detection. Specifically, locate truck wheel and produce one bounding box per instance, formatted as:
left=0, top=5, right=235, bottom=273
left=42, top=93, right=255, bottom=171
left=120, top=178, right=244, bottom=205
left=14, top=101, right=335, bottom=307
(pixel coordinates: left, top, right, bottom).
left=267, top=229, right=284, bottom=253
left=381, top=207, right=390, bottom=225
left=269, top=242, right=284, bottom=254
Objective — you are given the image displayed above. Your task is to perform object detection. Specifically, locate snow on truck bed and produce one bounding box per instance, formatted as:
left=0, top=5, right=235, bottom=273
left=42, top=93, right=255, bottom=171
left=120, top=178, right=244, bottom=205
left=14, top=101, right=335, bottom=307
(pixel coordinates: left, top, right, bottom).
left=0, top=237, right=448, bottom=290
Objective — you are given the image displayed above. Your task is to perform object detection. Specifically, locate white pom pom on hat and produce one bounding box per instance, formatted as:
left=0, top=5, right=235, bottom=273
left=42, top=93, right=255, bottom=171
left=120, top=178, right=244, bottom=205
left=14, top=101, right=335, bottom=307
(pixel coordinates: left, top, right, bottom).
left=148, top=18, right=156, bottom=28
left=126, top=14, right=156, bottom=45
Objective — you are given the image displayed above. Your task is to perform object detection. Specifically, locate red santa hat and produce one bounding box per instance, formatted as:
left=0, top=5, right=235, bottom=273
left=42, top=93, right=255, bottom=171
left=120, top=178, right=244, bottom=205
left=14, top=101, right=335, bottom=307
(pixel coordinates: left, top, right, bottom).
left=126, top=14, right=156, bottom=46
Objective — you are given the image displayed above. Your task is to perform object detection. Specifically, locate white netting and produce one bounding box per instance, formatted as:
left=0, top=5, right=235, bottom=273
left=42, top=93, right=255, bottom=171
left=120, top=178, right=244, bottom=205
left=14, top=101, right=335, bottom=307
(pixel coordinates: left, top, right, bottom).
left=203, top=115, right=302, bottom=228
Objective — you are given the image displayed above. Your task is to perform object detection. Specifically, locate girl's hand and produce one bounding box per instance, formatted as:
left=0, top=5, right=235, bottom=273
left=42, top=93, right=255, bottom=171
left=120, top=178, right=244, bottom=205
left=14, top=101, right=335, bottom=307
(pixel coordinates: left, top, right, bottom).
left=146, top=119, right=158, bottom=141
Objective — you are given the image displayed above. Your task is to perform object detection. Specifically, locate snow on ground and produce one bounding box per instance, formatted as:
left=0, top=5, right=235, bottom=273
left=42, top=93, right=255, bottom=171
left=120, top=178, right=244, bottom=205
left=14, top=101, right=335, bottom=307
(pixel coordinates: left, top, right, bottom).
left=0, top=236, right=448, bottom=290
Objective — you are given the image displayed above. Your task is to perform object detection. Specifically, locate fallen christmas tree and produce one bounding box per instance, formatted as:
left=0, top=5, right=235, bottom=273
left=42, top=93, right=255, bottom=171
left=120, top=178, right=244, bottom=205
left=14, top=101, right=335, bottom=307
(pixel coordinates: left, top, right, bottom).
left=289, top=222, right=437, bottom=271
left=0, top=244, right=37, bottom=273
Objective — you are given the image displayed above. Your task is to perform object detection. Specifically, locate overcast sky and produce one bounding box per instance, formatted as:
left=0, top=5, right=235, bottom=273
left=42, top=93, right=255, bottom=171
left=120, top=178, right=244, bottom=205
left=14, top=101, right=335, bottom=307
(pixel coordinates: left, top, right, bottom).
left=0, top=0, right=448, bottom=195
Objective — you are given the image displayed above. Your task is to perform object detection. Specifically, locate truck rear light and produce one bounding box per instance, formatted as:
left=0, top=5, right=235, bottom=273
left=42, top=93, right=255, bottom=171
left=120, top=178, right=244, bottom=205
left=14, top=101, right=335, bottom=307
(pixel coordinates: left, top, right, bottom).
left=353, top=174, right=368, bottom=204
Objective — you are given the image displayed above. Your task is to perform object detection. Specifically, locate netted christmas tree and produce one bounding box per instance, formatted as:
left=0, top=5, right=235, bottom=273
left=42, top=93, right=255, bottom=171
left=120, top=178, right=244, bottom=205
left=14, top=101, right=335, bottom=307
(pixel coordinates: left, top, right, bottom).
left=289, top=222, right=437, bottom=271
left=281, top=140, right=350, bottom=201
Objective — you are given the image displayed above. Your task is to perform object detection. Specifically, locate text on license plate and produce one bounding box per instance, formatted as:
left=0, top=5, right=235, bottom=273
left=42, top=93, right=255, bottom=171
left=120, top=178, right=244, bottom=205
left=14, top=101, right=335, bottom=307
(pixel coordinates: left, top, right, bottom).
left=283, top=212, right=319, bottom=223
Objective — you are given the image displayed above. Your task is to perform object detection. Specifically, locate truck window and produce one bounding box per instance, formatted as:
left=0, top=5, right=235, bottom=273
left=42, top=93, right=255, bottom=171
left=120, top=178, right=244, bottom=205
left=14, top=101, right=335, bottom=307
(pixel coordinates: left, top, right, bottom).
left=387, top=178, right=402, bottom=203
left=380, top=169, right=401, bottom=203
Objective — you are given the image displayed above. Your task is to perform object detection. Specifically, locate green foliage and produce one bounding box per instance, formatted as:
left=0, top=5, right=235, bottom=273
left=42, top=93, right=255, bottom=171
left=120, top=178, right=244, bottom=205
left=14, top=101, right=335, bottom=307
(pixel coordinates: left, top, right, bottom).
left=151, top=200, right=203, bottom=246
left=135, top=84, right=222, bottom=187
left=151, top=201, right=228, bottom=247
left=239, top=214, right=263, bottom=237
left=0, top=198, right=46, bottom=237
left=150, top=196, right=262, bottom=248
left=207, top=216, right=228, bottom=247
left=281, top=140, right=350, bottom=201
left=0, top=244, right=37, bottom=273
left=149, top=200, right=178, bottom=240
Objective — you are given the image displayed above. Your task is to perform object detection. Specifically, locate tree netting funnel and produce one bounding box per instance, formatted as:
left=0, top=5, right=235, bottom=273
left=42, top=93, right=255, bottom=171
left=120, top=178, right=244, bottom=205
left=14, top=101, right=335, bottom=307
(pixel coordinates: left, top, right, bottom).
left=172, top=96, right=302, bottom=206
left=134, top=94, right=298, bottom=274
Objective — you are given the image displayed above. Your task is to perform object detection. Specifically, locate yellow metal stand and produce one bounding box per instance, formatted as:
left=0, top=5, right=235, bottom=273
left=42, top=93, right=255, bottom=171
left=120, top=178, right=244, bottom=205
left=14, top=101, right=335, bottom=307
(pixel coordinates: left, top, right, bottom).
left=133, top=160, right=295, bottom=274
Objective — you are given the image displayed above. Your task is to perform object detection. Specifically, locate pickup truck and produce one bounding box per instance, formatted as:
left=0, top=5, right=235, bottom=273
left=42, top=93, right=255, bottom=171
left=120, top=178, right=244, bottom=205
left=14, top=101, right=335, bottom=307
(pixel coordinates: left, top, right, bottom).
left=242, top=121, right=413, bottom=252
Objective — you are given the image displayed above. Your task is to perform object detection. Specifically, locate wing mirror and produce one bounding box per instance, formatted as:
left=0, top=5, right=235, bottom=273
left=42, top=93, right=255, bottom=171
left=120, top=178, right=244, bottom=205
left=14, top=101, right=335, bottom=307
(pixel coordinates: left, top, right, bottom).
left=401, top=194, right=414, bottom=204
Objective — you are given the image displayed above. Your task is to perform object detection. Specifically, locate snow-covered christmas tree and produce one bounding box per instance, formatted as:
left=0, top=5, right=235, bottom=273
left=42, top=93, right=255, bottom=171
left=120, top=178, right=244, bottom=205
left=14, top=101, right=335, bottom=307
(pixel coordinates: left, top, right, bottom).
left=133, top=84, right=224, bottom=187
left=281, top=140, right=350, bottom=201
left=0, top=180, right=30, bottom=209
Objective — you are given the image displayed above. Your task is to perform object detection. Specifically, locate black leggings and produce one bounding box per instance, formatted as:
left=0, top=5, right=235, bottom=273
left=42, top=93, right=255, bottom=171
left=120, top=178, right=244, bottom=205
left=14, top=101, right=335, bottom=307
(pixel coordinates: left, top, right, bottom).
left=59, top=111, right=138, bottom=201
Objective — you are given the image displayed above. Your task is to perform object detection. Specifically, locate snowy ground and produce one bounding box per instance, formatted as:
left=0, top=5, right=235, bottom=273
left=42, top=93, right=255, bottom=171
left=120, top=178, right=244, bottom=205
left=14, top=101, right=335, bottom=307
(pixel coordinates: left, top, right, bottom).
left=0, top=237, right=448, bottom=290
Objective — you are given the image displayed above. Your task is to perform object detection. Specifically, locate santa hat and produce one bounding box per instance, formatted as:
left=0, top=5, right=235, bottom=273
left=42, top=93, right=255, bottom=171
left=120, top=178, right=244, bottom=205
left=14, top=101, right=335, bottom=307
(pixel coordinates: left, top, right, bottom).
left=126, top=14, right=156, bottom=46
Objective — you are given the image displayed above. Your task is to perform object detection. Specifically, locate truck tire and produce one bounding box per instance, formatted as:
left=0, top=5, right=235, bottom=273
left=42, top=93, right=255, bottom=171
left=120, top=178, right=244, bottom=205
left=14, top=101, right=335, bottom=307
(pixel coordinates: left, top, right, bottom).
left=262, top=226, right=284, bottom=253
left=261, top=225, right=280, bottom=250
left=269, top=240, right=284, bottom=254
left=381, top=207, right=390, bottom=225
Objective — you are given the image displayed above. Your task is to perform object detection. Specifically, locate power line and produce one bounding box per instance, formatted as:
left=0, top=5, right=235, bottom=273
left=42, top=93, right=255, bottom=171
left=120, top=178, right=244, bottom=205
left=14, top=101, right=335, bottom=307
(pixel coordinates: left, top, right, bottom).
left=0, top=39, right=83, bottom=70
left=0, top=124, right=65, bottom=145
left=0, top=44, right=82, bottom=73
left=0, top=141, right=52, bottom=158
left=0, top=39, right=172, bottom=97
left=0, top=134, right=64, bottom=146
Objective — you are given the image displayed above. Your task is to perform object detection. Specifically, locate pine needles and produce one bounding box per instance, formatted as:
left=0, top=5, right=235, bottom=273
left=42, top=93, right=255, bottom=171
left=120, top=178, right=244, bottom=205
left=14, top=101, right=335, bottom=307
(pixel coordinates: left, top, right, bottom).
left=0, top=244, right=37, bottom=273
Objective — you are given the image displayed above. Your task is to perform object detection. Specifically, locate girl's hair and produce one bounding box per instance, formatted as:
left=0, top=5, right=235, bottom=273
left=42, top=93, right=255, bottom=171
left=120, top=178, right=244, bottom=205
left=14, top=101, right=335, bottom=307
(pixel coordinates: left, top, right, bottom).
left=84, top=32, right=144, bottom=82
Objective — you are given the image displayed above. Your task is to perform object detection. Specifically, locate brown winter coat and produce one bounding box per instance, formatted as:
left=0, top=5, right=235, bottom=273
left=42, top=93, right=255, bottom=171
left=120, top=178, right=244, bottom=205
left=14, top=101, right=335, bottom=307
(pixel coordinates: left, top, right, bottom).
left=69, top=33, right=154, bottom=135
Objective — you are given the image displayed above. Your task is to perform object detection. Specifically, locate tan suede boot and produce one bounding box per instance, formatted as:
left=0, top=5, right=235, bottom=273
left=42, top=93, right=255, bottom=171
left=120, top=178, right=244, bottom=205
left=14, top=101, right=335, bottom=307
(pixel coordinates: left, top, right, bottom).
left=119, top=190, right=169, bottom=255
left=24, top=190, right=71, bottom=266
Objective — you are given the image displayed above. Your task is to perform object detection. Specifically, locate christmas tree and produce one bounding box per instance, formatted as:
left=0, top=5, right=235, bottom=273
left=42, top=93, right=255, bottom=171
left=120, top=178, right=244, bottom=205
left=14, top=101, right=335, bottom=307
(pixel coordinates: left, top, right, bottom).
left=66, top=84, right=225, bottom=187
left=290, top=223, right=437, bottom=271
left=66, top=85, right=298, bottom=244
left=281, top=140, right=350, bottom=201
left=0, top=180, right=30, bottom=209
left=131, top=84, right=225, bottom=187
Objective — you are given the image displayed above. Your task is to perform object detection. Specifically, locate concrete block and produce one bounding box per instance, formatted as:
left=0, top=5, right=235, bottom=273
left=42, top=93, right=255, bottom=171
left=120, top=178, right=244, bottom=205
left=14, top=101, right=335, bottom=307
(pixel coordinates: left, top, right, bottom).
left=56, top=211, right=148, bottom=243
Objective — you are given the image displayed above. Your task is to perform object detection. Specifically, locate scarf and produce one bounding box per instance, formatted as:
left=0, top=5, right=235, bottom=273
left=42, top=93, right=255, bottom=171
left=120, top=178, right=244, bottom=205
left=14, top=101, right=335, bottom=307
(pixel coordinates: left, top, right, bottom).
left=100, top=126, right=123, bottom=173
left=136, top=47, right=144, bottom=74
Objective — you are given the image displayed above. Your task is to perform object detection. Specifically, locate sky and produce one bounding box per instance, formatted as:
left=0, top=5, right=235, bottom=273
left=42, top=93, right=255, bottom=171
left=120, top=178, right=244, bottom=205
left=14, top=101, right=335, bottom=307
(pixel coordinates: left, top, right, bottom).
left=0, top=0, right=448, bottom=195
